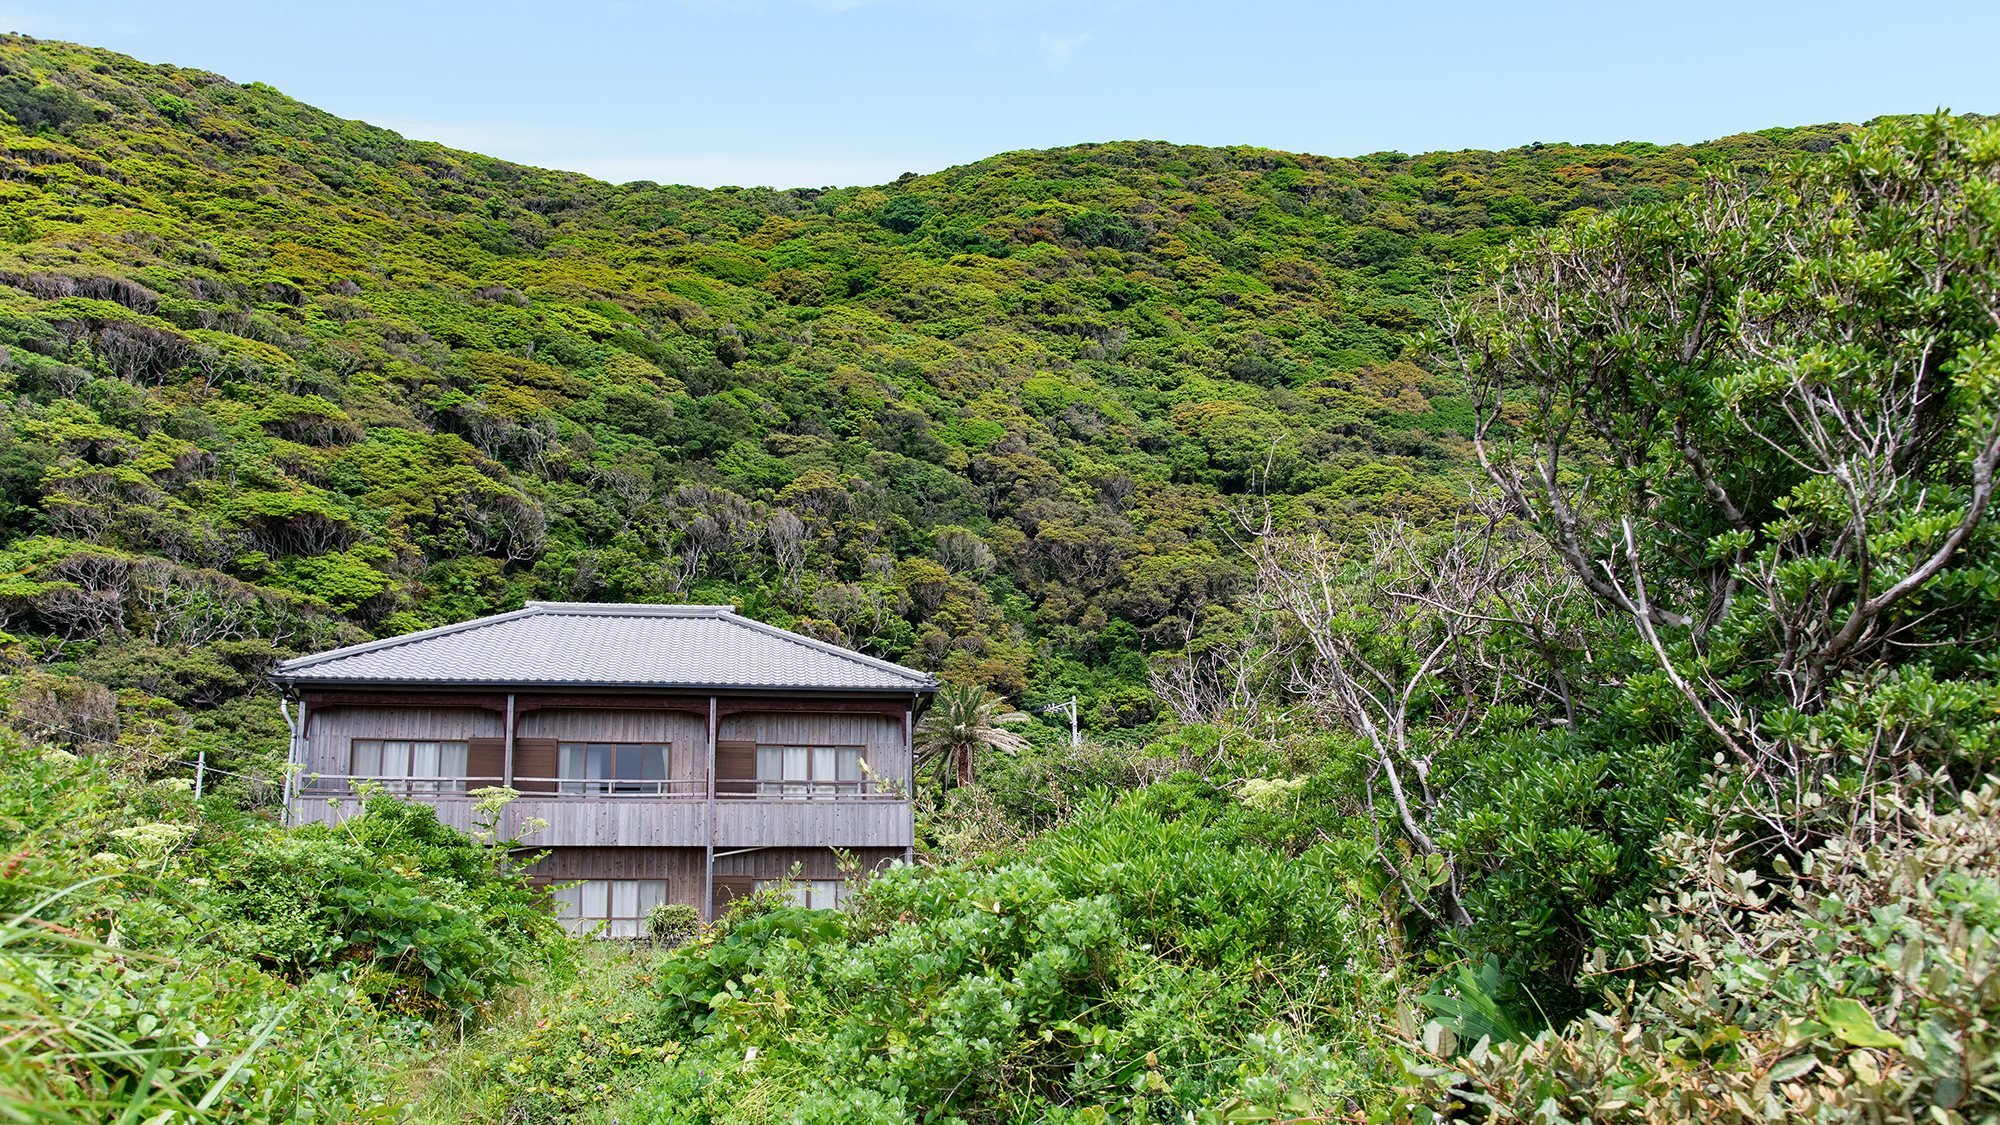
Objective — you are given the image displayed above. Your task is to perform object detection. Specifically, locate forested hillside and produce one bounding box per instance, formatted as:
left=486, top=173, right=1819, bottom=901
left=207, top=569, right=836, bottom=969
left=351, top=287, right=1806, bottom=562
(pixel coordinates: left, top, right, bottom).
left=0, top=33, right=1854, bottom=779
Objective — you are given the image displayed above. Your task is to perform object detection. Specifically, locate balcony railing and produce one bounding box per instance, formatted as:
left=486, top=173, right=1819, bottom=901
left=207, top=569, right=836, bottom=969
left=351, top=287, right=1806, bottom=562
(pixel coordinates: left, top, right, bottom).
left=717, top=779, right=903, bottom=800
left=295, top=775, right=907, bottom=801
left=291, top=775, right=914, bottom=847
left=297, top=774, right=703, bottom=799
left=523, top=776, right=705, bottom=798
left=297, top=774, right=505, bottom=799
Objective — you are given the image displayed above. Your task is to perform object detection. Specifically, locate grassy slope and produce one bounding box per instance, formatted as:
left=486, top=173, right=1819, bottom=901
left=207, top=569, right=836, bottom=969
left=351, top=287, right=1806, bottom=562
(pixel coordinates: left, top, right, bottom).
left=0, top=32, right=1853, bottom=768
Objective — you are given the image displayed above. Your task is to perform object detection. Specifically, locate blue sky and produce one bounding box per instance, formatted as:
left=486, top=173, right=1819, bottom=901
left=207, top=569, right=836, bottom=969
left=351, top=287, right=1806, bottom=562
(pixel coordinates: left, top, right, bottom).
left=10, top=0, right=1998, bottom=188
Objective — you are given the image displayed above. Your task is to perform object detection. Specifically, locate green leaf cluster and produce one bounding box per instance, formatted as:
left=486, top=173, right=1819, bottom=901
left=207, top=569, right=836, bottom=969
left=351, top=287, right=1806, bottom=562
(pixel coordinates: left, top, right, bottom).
left=0, top=727, right=571, bottom=1119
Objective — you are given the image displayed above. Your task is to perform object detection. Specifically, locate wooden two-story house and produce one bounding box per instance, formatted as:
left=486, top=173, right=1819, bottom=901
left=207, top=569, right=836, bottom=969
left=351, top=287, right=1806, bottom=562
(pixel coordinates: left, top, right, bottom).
left=270, top=602, right=937, bottom=935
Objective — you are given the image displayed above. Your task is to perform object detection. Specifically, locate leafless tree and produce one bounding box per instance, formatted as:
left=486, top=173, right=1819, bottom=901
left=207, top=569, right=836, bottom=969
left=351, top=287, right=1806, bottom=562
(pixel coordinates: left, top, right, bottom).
left=1147, top=596, right=1285, bottom=729
left=131, top=560, right=258, bottom=647
left=1248, top=513, right=1588, bottom=928
left=594, top=464, right=654, bottom=536
left=813, top=583, right=904, bottom=652
left=768, top=508, right=808, bottom=594
left=931, top=527, right=996, bottom=576
left=711, top=492, right=765, bottom=583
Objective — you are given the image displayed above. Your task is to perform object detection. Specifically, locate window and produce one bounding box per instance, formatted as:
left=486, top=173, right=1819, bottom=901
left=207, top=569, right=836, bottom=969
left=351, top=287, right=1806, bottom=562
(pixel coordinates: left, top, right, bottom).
left=549, top=879, right=671, bottom=937
left=754, top=878, right=845, bottom=910
left=557, top=743, right=670, bottom=796
left=350, top=740, right=469, bottom=795
left=755, top=745, right=863, bottom=797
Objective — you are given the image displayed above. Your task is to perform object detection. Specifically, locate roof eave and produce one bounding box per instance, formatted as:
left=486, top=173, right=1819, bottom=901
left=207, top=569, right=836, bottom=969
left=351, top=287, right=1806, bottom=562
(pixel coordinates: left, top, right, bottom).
left=270, top=602, right=939, bottom=691
left=267, top=674, right=939, bottom=693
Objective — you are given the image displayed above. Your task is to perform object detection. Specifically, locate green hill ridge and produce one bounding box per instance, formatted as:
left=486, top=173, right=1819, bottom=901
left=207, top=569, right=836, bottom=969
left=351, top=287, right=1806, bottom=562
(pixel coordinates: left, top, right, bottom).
left=0, top=32, right=1855, bottom=769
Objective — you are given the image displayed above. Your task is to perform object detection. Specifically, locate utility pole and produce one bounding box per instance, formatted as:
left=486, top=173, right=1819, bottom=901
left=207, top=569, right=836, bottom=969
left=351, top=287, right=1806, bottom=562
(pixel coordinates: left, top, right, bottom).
left=1037, top=697, right=1080, bottom=749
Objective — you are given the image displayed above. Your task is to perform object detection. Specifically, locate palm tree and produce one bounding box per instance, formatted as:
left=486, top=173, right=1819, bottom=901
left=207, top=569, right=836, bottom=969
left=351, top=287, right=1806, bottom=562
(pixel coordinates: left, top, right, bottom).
left=913, top=684, right=1032, bottom=788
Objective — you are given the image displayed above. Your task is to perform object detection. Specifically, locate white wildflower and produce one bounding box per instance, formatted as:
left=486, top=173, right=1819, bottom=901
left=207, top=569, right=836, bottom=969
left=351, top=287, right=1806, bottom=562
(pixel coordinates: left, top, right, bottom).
left=1238, top=776, right=1308, bottom=813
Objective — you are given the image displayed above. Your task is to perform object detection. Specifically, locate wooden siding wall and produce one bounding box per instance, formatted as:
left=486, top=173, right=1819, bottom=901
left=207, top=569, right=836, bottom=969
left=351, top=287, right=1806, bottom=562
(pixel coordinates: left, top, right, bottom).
left=710, top=847, right=902, bottom=880
left=513, top=847, right=899, bottom=917
left=293, top=702, right=916, bottom=869
left=717, top=711, right=909, bottom=785
left=522, top=847, right=707, bottom=880
left=521, top=847, right=708, bottom=912
left=517, top=708, right=711, bottom=782
left=508, top=800, right=708, bottom=848
left=304, top=706, right=502, bottom=776
left=710, top=847, right=903, bottom=914
left=290, top=796, right=916, bottom=848
left=291, top=797, right=913, bottom=848
left=711, top=800, right=911, bottom=847
left=515, top=848, right=897, bottom=905
left=304, top=704, right=907, bottom=785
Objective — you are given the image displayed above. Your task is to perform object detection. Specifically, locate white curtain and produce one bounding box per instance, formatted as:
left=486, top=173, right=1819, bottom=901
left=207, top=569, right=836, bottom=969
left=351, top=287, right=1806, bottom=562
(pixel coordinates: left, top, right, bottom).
left=349, top=740, right=469, bottom=794
left=550, top=884, right=583, bottom=933
left=379, top=741, right=409, bottom=777
left=637, top=881, right=669, bottom=916
left=556, top=880, right=675, bottom=937
left=756, top=746, right=864, bottom=796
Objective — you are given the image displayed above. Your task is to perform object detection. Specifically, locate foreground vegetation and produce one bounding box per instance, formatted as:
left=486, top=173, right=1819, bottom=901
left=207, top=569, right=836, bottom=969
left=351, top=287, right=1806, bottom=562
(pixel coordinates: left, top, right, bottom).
left=0, top=29, right=1996, bottom=1125
left=0, top=742, right=563, bottom=1119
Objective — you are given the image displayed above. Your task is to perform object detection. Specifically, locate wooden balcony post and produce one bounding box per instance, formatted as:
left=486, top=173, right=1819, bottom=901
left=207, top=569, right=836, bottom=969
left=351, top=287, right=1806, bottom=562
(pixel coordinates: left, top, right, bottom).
left=503, top=693, right=516, bottom=789
left=904, top=699, right=915, bottom=865
left=704, top=695, right=717, bottom=923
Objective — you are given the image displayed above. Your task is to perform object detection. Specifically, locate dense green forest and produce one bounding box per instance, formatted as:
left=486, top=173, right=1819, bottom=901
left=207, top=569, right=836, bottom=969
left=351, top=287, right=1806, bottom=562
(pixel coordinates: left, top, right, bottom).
left=0, top=34, right=1858, bottom=772
left=3, top=32, right=1997, bottom=1125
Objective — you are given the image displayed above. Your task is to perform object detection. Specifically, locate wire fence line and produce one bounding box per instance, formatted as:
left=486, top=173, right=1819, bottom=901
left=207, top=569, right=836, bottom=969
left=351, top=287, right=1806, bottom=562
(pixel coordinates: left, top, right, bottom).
left=14, top=716, right=284, bottom=788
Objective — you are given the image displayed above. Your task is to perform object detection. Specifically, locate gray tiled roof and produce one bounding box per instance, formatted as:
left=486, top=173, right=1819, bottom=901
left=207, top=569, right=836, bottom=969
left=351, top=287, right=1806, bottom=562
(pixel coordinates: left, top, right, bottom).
left=271, top=603, right=936, bottom=692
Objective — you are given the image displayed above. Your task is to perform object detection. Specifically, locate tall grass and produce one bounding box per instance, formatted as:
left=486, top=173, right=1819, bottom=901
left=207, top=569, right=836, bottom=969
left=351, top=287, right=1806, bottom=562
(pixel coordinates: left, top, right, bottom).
left=0, top=885, right=441, bottom=1122
left=0, top=882, right=274, bottom=1123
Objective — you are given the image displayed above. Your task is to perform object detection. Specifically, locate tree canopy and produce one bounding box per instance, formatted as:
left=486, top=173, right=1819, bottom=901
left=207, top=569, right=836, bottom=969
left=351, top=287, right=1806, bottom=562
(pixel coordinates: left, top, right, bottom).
left=0, top=34, right=1870, bottom=772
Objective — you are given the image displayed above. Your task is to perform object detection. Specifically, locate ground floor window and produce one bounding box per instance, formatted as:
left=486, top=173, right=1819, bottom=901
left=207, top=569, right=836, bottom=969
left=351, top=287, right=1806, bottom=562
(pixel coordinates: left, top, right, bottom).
left=549, top=879, right=670, bottom=937
left=754, top=878, right=845, bottom=910
left=349, top=740, right=469, bottom=794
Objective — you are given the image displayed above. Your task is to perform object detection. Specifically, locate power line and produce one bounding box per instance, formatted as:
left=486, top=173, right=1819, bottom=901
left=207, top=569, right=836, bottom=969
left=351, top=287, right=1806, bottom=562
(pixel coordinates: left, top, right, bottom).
left=9, top=698, right=289, bottom=771
left=1034, top=696, right=1081, bottom=748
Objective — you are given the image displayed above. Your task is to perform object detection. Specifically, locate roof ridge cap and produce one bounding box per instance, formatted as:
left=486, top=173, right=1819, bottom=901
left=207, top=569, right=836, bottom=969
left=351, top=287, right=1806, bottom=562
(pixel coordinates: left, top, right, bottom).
left=522, top=601, right=734, bottom=617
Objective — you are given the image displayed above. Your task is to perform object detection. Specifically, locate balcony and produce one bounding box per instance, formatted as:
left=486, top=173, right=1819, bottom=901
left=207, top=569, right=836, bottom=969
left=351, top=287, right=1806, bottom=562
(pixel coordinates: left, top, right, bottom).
left=289, top=773, right=912, bottom=849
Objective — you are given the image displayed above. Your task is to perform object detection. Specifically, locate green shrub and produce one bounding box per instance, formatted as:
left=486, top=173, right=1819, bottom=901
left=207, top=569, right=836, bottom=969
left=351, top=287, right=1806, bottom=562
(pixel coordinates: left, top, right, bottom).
left=631, top=798, right=1393, bottom=1122
left=1394, top=781, right=2000, bottom=1123
left=210, top=794, right=560, bottom=1014
left=453, top=953, right=720, bottom=1125
left=0, top=924, right=427, bottom=1122
left=0, top=731, right=571, bottom=1120
left=646, top=901, right=701, bottom=943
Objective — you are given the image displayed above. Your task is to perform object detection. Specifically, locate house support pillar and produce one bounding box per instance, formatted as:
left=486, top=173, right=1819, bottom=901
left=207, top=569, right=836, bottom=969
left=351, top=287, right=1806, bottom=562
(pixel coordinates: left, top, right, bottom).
left=704, top=695, right=718, bottom=923
left=904, top=700, right=915, bottom=866
left=502, top=693, right=516, bottom=790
